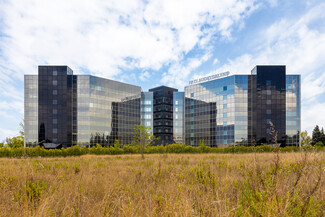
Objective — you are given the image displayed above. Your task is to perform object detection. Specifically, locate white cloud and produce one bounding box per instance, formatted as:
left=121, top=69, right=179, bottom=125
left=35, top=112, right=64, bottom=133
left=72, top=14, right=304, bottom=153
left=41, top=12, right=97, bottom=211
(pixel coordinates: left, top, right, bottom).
left=0, top=0, right=268, bottom=140
left=139, top=71, right=150, bottom=81
left=267, top=0, right=278, bottom=7
left=161, top=51, right=213, bottom=88
left=213, top=58, right=219, bottom=65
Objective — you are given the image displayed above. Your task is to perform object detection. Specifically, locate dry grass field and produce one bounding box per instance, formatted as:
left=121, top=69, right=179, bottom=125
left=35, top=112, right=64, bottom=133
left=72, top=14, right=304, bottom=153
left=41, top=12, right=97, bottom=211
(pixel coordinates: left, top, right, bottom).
left=0, top=152, right=324, bottom=216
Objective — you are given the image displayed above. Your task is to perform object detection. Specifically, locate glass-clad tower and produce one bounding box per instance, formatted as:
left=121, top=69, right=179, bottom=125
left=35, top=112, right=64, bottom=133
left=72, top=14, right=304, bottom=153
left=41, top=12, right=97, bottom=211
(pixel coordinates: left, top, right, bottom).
left=75, top=75, right=141, bottom=147
left=249, top=66, right=286, bottom=146
left=25, top=66, right=141, bottom=147
left=149, top=86, right=178, bottom=145
left=38, top=66, right=74, bottom=147
left=184, top=75, right=248, bottom=147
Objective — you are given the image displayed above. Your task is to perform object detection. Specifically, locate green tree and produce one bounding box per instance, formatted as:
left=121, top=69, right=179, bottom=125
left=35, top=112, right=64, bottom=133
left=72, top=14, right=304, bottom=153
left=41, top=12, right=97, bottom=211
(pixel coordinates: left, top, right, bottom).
left=19, top=120, right=24, bottom=138
left=269, top=121, right=279, bottom=147
left=5, top=136, right=24, bottom=148
left=301, top=131, right=312, bottom=146
left=131, top=124, right=155, bottom=159
left=114, top=139, right=120, bottom=148
left=321, top=127, right=325, bottom=144
left=315, top=141, right=324, bottom=147
left=312, top=125, right=322, bottom=145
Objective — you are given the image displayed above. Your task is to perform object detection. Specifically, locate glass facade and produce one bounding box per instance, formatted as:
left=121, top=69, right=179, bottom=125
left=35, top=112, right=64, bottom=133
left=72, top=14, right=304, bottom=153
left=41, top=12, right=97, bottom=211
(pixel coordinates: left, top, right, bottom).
left=38, top=66, right=74, bottom=148
left=249, top=66, right=286, bottom=146
left=24, top=75, right=38, bottom=147
left=149, top=86, right=178, bottom=145
left=173, top=92, right=184, bottom=144
left=286, top=75, right=301, bottom=146
left=185, top=75, right=248, bottom=147
left=234, top=75, right=249, bottom=146
left=24, top=65, right=300, bottom=147
left=141, top=92, right=154, bottom=132
left=76, top=75, right=141, bottom=147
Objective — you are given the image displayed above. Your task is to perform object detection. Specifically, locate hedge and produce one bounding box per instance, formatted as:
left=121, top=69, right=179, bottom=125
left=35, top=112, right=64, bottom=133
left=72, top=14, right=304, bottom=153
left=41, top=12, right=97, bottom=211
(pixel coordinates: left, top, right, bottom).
left=0, top=144, right=323, bottom=158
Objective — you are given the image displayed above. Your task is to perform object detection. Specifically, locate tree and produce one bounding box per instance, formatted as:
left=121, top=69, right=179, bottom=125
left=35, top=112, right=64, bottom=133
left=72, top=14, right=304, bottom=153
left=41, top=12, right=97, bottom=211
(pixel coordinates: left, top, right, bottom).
left=269, top=121, right=279, bottom=147
left=199, top=139, right=205, bottom=146
left=312, top=125, right=322, bottom=145
left=321, top=127, right=325, bottom=145
left=301, top=131, right=312, bottom=146
left=19, top=120, right=24, bottom=138
left=114, top=139, right=120, bottom=148
left=131, top=124, right=155, bottom=159
left=315, top=141, right=324, bottom=147
left=5, top=136, right=24, bottom=148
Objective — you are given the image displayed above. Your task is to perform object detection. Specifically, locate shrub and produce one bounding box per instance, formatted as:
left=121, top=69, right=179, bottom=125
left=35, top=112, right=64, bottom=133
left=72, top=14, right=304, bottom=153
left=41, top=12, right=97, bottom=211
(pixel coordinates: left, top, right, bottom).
left=25, top=180, right=48, bottom=202
left=315, top=141, right=324, bottom=147
left=0, top=143, right=323, bottom=158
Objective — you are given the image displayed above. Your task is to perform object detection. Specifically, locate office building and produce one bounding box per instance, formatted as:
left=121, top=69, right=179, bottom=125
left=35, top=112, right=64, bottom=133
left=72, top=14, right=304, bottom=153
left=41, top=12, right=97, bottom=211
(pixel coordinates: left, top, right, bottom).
left=25, top=66, right=141, bottom=147
left=184, top=65, right=300, bottom=147
left=149, top=86, right=178, bottom=145
left=25, top=65, right=300, bottom=147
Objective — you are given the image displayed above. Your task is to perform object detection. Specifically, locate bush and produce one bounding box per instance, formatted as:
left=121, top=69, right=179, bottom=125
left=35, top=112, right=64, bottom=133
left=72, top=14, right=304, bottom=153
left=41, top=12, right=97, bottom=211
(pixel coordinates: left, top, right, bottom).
left=315, top=141, right=324, bottom=147
left=0, top=143, right=323, bottom=158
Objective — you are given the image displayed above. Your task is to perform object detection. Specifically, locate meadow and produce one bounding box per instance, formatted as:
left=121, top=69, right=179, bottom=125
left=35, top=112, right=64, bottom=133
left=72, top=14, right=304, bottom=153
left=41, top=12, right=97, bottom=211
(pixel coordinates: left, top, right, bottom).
left=0, top=152, right=324, bottom=216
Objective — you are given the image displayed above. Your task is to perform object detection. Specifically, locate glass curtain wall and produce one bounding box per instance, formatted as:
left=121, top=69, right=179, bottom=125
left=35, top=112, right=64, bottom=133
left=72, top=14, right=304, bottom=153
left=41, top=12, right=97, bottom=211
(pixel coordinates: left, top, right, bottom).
left=249, top=66, right=286, bottom=146
left=286, top=75, right=301, bottom=146
left=76, top=75, right=141, bottom=147
left=149, top=86, right=178, bottom=145
left=24, top=75, right=38, bottom=147
left=234, top=75, right=249, bottom=145
left=141, top=92, right=154, bottom=133
left=38, top=66, right=73, bottom=147
left=185, top=75, right=250, bottom=147
left=173, top=92, right=184, bottom=144
left=185, top=76, right=237, bottom=147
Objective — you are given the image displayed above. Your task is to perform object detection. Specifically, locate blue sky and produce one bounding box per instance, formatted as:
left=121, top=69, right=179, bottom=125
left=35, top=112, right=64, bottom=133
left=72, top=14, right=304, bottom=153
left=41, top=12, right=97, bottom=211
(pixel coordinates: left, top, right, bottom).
left=0, top=0, right=325, bottom=141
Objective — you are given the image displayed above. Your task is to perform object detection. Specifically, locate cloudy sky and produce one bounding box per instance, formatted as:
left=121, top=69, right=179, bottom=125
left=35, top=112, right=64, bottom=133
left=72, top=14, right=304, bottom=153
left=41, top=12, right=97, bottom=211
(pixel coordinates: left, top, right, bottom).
left=0, top=0, right=325, bottom=140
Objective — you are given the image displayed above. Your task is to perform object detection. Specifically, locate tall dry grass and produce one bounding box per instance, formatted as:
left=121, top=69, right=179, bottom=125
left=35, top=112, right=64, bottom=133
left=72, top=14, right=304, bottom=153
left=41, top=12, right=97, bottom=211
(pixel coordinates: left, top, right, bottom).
left=0, top=152, right=324, bottom=216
